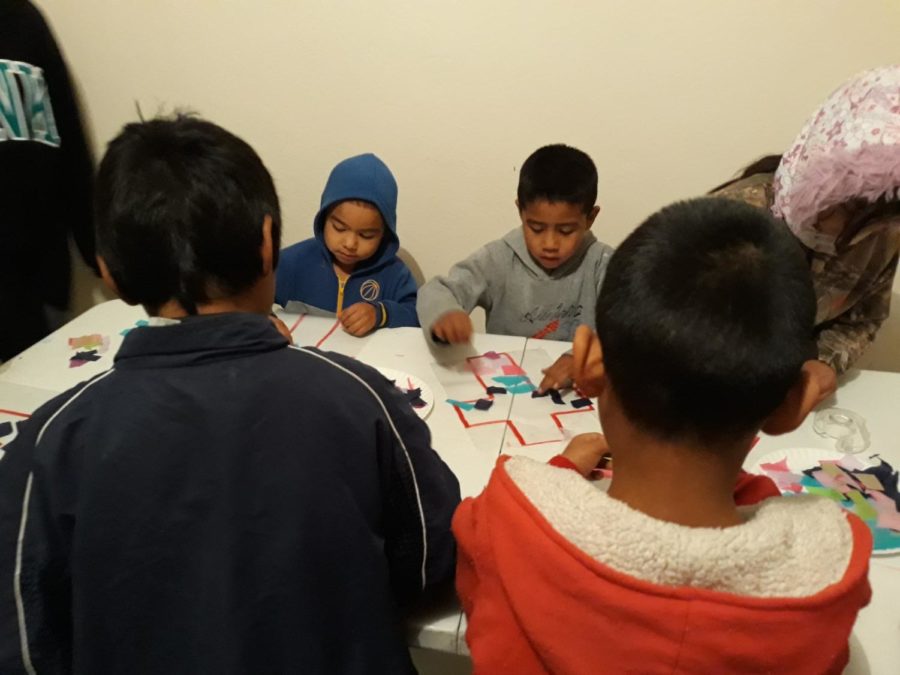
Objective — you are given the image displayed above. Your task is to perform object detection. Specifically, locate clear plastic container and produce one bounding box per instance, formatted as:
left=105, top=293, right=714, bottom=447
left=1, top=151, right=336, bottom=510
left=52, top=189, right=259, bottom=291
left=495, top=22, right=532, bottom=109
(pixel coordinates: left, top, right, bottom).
left=812, top=407, right=870, bottom=453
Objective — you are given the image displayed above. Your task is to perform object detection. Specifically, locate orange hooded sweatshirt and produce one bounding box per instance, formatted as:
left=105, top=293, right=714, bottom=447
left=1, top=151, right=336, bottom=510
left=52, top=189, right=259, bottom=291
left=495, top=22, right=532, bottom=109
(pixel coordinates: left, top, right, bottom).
left=453, top=456, right=872, bottom=675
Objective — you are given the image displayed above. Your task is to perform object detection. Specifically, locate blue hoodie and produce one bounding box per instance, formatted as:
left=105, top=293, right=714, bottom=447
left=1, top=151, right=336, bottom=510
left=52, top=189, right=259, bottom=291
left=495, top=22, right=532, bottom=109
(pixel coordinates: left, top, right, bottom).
left=275, top=154, right=419, bottom=328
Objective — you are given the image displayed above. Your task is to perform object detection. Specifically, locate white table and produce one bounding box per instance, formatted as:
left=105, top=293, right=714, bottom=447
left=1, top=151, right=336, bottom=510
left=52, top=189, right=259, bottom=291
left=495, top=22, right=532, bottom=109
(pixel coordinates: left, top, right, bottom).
left=1, top=301, right=898, bottom=673
left=747, top=370, right=900, bottom=675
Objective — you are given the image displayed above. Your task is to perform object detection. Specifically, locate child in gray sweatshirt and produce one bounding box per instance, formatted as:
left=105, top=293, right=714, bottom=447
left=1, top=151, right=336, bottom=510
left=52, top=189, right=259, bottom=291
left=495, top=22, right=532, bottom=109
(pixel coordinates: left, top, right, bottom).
left=417, top=144, right=614, bottom=391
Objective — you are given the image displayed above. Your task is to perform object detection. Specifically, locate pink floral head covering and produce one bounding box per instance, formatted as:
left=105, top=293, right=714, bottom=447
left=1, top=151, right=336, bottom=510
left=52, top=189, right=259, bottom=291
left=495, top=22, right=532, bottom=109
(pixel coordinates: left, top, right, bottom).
left=773, top=65, right=900, bottom=253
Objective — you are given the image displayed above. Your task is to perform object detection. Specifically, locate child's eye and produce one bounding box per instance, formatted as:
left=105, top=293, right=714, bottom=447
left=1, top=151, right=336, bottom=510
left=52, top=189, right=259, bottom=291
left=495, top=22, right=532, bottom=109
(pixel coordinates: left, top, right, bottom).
left=331, top=221, right=347, bottom=232
left=528, top=224, right=545, bottom=234
left=359, top=233, right=377, bottom=240
left=559, top=227, right=576, bottom=236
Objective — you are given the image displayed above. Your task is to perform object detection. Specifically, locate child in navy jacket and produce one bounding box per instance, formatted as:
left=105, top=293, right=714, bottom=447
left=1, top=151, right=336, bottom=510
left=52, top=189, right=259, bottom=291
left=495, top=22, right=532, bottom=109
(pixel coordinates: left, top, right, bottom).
left=276, top=154, right=419, bottom=335
left=0, top=116, right=459, bottom=674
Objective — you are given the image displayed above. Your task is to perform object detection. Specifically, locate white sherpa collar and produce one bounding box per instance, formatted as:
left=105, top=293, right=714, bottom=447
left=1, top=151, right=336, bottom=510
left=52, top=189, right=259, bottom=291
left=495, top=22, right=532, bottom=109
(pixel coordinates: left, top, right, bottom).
left=505, top=456, right=853, bottom=598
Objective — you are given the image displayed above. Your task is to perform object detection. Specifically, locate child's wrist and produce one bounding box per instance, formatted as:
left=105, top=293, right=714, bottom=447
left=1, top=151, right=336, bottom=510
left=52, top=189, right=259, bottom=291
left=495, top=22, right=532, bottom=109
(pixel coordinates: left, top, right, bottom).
left=365, top=301, right=388, bottom=329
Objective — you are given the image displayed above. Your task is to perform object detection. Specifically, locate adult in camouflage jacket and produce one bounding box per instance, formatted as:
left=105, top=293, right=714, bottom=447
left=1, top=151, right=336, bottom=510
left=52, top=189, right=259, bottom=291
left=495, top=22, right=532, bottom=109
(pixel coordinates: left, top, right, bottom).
left=714, top=66, right=900, bottom=377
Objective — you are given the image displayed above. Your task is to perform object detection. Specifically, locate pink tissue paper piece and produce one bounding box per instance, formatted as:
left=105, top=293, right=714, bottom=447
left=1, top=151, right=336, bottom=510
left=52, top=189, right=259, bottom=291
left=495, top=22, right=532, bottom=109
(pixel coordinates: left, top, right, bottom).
left=870, top=492, right=900, bottom=532
left=760, top=458, right=790, bottom=473
left=837, top=454, right=867, bottom=471
left=765, top=469, right=806, bottom=489
left=502, top=364, right=526, bottom=376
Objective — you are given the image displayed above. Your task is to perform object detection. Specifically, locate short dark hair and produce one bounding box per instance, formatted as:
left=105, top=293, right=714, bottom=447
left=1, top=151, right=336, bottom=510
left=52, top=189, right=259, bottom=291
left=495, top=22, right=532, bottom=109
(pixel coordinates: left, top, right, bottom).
left=94, top=114, right=281, bottom=314
left=517, top=144, right=598, bottom=214
left=596, top=197, right=816, bottom=443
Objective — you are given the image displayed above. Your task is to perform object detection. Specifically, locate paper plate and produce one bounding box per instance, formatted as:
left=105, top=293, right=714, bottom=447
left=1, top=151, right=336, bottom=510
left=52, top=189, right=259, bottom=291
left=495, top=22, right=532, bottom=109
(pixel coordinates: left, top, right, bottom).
left=374, top=367, right=434, bottom=421
left=749, top=448, right=900, bottom=556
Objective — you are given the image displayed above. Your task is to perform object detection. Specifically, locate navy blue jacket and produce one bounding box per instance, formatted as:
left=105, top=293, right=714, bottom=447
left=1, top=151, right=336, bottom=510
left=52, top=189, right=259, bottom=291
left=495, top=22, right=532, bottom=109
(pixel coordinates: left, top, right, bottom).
left=0, top=313, right=460, bottom=674
left=275, top=154, right=419, bottom=328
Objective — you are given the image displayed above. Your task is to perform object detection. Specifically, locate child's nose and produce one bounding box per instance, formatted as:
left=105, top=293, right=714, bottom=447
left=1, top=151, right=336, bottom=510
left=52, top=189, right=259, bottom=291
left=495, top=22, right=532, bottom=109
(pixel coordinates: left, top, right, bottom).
left=543, top=232, right=560, bottom=250
left=345, top=234, right=358, bottom=250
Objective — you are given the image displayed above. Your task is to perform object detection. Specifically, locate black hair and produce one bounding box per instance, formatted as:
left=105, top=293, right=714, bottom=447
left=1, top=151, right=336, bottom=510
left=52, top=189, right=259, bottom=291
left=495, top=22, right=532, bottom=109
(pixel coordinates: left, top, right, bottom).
left=94, top=114, right=281, bottom=314
left=517, top=144, right=598, bottom=214
left=596, top=197, right=816, bottom=443
left=710, top=154, right=782, bottom=194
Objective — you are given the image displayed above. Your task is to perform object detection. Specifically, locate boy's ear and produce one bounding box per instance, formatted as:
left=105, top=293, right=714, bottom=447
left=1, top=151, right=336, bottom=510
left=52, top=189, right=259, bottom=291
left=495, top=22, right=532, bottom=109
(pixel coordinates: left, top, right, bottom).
left=572, top=325, right=605, bottom=398
left=515, top=199, right=523, bottom=215
left=96, top=256, right=124, bottom=300
left=761, top=360, right=833, bottom=435
left=585, top=205, right=601, bottom=228
left=260, top=215, right=274, bottom=275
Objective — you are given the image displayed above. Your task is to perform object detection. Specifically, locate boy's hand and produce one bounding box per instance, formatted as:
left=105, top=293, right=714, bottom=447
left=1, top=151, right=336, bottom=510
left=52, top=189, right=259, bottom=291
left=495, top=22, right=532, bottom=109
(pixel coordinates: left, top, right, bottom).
left=431, top=310, right=473, bottom=344
left=539, top=353, right=574, bottom=392
left=561, top=433, right=609, bottom=477
left=341, top=302, right=378, bottom=337
left=269, top=314, right=294, bottom=344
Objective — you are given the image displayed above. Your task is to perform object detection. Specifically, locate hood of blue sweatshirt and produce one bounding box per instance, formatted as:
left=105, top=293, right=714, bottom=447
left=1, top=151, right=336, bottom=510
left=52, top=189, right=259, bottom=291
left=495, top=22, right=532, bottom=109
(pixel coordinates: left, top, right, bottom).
left=313, top=153, right=399, bottom=275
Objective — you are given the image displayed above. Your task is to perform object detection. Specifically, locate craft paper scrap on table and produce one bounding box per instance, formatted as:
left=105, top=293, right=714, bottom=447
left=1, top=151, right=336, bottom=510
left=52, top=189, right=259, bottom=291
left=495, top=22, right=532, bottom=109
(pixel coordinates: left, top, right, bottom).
left=373, top=367, right=434, bottom=420
left=120, top=319, right=149, bottom=336
left=432, top=353, right=514, bottom=438
left=502, top=349, right=600, bottom=448
left=433, top=349, right=598, bottom=448
left=754, top=448, right=900, bottom=554
left=68, top=334, right=110, bottom=368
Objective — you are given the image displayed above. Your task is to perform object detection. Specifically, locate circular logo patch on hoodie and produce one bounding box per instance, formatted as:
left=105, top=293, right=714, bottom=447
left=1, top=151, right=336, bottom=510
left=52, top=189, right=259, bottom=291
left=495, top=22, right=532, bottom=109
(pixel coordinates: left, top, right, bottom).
left=360, top=279, right=381, bottom=301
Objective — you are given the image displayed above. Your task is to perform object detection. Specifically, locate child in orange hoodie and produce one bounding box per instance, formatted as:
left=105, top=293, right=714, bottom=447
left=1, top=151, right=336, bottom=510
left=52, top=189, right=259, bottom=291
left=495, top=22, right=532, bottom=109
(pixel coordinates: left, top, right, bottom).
left=453, top=197, right=872, bottom=675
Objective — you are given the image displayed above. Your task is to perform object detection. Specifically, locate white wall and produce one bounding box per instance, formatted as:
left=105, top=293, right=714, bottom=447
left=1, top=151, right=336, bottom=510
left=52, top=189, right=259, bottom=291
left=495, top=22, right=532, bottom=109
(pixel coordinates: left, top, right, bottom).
left=41, top=0, right=900, bottom=369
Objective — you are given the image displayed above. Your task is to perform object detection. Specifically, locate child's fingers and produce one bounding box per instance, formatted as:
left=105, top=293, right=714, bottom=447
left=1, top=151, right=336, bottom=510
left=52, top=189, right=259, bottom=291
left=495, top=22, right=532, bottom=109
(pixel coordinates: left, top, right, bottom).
left=453, top=317, right=472, bottom=343
left=343, top=304, right=376, bottom=336
left=342, top=303, right=362, bottom=319
left=538, top=371, right=557, bottom=393
left=344, top=320, right=367, bottom=336
left=538, top=355, right=573, bottom=392
left=448, top=322, right=463, bottom=343
left=343, top=313, right=367, bottom=335
left=432, top=313, right=472, bottom=344
left=441, top=320, right=462, bottom=343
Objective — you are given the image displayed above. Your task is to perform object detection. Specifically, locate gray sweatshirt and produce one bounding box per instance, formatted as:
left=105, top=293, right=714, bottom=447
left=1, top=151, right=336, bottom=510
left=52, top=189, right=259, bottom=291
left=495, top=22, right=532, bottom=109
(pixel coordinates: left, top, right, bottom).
left=417, top=228, right=614, bottom=341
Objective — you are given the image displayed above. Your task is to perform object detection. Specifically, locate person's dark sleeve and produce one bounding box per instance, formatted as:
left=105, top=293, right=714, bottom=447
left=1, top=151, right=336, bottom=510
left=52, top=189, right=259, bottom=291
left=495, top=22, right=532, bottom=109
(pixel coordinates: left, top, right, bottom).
left=0, top=404, right=73, bottom=673
left=368, top=371, right=461, bottom=605
left=415, top=243, right=495, bottom=339
left=32, top=5, right=96, bottom=272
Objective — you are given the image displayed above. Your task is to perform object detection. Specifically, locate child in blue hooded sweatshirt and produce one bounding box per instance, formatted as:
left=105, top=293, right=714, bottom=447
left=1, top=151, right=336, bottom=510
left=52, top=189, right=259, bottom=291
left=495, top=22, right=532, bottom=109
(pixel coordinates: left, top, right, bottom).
left=276, top=154, right=419, bottom=335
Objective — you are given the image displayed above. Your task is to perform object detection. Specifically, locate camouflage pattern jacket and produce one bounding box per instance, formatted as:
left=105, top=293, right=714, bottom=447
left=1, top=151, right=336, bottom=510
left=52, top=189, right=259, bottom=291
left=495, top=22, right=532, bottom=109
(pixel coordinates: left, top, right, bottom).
left=716, top=173, right=900, bottom=374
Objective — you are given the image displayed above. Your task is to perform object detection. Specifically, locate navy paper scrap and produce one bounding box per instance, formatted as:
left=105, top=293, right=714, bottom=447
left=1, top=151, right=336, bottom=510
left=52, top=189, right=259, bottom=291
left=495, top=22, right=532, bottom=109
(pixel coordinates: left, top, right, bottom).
left=486, top=386, right=507, bottom=395
left=474, top=398, right=494, bottom=411
left=71, top=350, right=102, bottom=362
left=571, top=398, right=592, bottom=409
left=403, top=387, right=428, bottom=409
left=532, top=388, right=565, bottom=405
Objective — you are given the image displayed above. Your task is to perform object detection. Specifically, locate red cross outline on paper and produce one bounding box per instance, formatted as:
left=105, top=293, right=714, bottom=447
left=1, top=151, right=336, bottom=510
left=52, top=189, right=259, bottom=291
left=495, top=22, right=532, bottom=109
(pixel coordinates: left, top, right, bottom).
left=450, top=352, right=596, bottom=447
left=286, top=314, right=342, bottom=350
